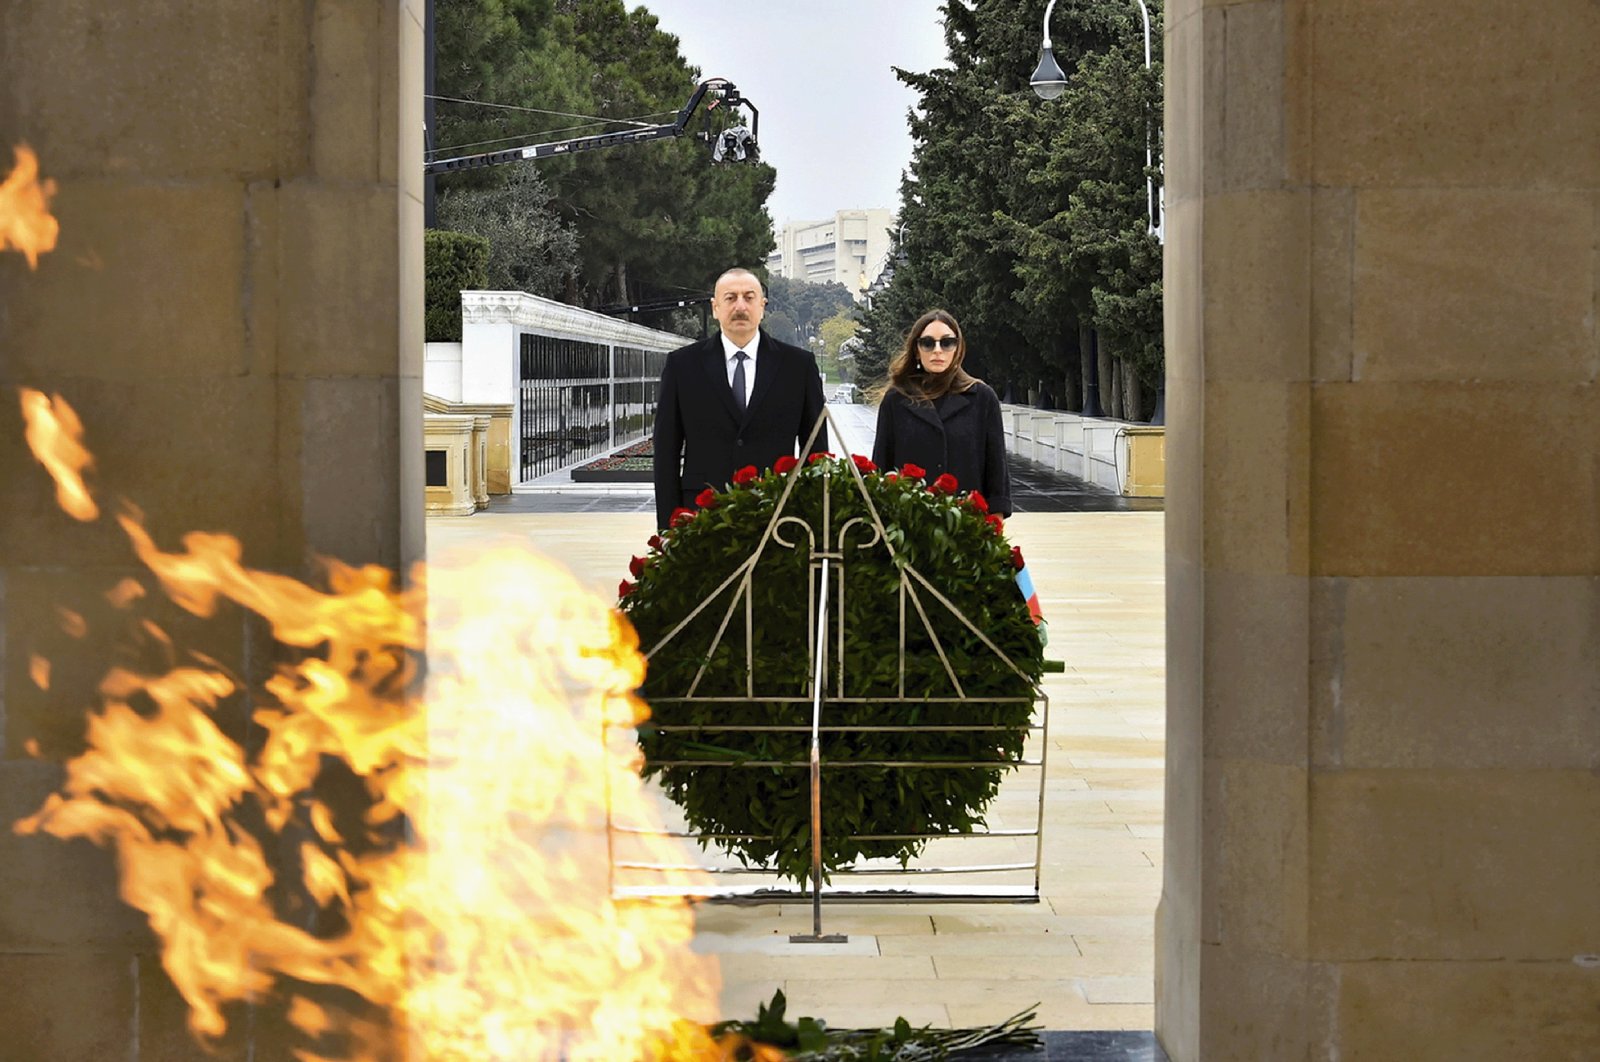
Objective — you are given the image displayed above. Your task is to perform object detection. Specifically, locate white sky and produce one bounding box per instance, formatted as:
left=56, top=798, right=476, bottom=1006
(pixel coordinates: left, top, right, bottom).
left=641, top=0, right=951, bottom=227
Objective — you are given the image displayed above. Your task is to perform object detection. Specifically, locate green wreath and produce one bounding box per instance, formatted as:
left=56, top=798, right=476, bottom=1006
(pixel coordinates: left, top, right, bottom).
left=617, top=454, right=1044, bottom=884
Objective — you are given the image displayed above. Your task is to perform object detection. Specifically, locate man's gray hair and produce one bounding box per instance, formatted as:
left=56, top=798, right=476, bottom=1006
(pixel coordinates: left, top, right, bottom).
left=713, top=267, right=764, bottom=295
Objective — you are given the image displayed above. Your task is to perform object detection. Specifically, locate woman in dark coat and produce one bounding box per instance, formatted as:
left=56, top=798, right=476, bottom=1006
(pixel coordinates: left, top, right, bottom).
left=870, top=309, right=1012, bottom=516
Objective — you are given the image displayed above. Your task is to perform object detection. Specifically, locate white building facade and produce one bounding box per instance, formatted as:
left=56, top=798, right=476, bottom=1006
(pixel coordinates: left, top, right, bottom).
left=766, top=208, right=895, bottom=300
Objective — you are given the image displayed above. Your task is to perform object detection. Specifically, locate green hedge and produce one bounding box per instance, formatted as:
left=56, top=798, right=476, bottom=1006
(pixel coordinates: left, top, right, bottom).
left=424, top=229, right=490, bottom=342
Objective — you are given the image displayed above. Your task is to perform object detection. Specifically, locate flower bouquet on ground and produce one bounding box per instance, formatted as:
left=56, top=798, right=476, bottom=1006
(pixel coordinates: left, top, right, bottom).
left=617, top=454, right=1045, bottom=883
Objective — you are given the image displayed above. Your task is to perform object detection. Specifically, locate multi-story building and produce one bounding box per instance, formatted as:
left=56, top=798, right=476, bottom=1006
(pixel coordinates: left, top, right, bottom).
left=766, top=208, right=895, bottom=300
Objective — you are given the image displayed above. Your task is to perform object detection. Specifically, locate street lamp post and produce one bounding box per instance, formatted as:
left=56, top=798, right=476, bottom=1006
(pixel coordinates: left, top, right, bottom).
left=1031, top=0, right=1166, bottom=424
left=1031, top=0, right=1160, bottom=241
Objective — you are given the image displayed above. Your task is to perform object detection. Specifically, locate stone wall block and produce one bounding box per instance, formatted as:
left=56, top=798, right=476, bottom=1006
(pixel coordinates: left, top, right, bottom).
left=1201, top=190, right=1310, bottom=382
left=1214, top=1, right=1286, bottom=193
left=0, top=376, right=286, bottom=571
left=1330, top=576, right=1600, bottom=769
left=1309, top=382, right=1600, bottom=577
left=274, top=182, right=404, bottom=378
left=1335, top=960, right=1600, bottom=1059
left=1200, top=381, right=1310, bottom=574
left=308, top=0, right=384, bottom=182
left=0, top=951, right=138, bottom=1062
left=281, top=377, right=408, bottom=570
left=0, top=180, right=248, bottom=381
left=1309, top=770, right=1600, bottom=960
left=1202, top=572, right=1308, bottom=763
left=1201, top=761, right=1308, bottom=954
left=1197, top=946, right=1326, bottom=1060
left=1353, top=189, right=1596, bottom=383
left=0, top=760, right=147, bottom=950
left=1163, top=3, right=1207, bottom=205
left=1309, top=187, right=1354, bottom=382
left=0, top=2, right=299, bottom=182
left=1311, top=0, right=1600, bottom=188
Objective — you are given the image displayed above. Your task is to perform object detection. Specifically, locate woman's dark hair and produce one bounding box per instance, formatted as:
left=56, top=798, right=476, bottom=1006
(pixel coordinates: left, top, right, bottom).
left=885, top=309, right=979, bottom=402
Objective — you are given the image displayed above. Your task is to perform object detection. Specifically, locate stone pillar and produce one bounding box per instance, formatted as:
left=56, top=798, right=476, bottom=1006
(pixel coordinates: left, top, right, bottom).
left=0, top=3, right=423, bottom=1059
left=1158, top=1, right=1600, bottom=1057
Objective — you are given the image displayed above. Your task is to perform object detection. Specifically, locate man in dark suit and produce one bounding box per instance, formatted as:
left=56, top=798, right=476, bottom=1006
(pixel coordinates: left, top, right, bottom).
left=652, top=267, right=829, bottom=529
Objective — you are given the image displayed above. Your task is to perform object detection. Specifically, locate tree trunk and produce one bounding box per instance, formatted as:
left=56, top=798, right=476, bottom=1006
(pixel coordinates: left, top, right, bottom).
left=1060, top=330, right=1082, bottom=414
left=1098, top=335, right=1116, bottom=419
left=1125, top=366, right=1144, bottom=422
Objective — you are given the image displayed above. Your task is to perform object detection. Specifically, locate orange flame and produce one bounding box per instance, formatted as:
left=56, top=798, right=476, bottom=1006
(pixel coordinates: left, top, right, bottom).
left=0, top=144, right=59, bottom=267
left=19, top=389, right=99, bottom=520
left=15, top=391, right=748, bottom=1061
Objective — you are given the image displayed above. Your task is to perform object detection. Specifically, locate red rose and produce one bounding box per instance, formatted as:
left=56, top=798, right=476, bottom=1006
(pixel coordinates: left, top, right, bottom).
left=647, top=534, right=663, bottom=551
left=670, top=507, right=695, bottom=528
left=986, top=514, right=1005, bottom=534
left=629, top=555, right=645, bottom=578
left=774, top=455, right=799, bottom=475
left=1011, top=545, right=1024, bottom=570
left=732, top=465, right=758, bottom=486
left=931, top=473, right=959, bottom=494
left=695, top=487, right=718, bottom=508
left=851, top=454, right=878, bottom=474
left=807, top=451, right=836, bottom=465
left=900, top=462, right=926, bottom=479
left=967, top=491, right=989, bottom=514
left=618, top=579, right=636, bottom=598
left=885, top=472, right=899, bottom=481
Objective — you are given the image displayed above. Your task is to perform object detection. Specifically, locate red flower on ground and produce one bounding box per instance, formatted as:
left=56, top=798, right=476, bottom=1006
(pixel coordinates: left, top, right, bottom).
left=647, top=534, right=663, bottom=551
left=629, top=555, right=646, bottom=578
left=1011, top=545, right=1025, bottom=570
left=670, top=507, right=695, bottom=528
left=851, top=454, right=877, bottom=474
left=774, top=455, right=799, bottom=475
left=966, top=491, right=989, bottom=514
left=618, top=579, right=636, bottom=598
left=900, top=462, right=926, bottom=479
left=808, top=451, right=836, bottom=465
left=695, top=487, right=718, bottom=508
left=986, top=514, right=1005, bottom=534
left=931, top=473, right=959, bottom=494
left=732, top=465, right=759, bottom=486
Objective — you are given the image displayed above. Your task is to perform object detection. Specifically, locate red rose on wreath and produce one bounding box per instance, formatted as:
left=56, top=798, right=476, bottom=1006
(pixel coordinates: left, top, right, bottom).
left=985, top=514, right=1005, bottom=534
left=670, top=507, right=695, bottom=528
left=808, top=451, right=836, bottom=465
left=1011, top=545, right=1025, bottom=570
left=732, top=465, right=758, bottom=486
left=647, top=534, right=663, bottom=551
left=629, top=555, right=646, bottom=578
left=851, top=454, right=877, bottom=474
left=900, top=462, right=926, bottom=479
left=618, top=579, right=636, bottom=598
left=696, top=487, right=718, bottom=508
left=774, top=455, right=799, bottom=475
left=967, top=491, right=990, bottom=514
left=931, top=473, right=959, bottom=494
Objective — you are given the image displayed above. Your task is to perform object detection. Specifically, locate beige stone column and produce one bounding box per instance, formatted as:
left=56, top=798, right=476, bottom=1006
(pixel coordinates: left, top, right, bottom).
left=1158, top=1, right=1600, bottom=1057
left=0, top=3, right=423, bottom=1058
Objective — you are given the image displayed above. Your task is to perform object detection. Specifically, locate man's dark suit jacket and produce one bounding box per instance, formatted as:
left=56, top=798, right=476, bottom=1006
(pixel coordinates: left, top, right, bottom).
left=652, top=330, right=828, bottom=529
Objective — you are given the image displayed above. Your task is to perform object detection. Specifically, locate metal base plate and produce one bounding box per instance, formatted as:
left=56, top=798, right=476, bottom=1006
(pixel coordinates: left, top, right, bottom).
left=788, top=933, right=850, bottom=944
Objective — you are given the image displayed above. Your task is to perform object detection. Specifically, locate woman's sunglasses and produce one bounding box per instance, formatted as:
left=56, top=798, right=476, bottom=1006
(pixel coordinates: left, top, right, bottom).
left=917, top=334, right=959, bottom=352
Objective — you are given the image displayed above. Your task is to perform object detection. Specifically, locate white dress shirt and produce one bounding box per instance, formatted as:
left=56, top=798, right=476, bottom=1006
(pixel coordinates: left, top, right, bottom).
left=719, top=332, right=759, bottom=391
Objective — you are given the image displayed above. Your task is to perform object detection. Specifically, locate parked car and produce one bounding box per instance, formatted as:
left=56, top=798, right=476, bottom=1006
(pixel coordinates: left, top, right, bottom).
left=833, top=383, right=864, bottom=404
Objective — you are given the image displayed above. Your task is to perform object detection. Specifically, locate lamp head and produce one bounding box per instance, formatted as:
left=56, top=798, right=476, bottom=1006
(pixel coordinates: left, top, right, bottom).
left=1030, top=46, right=1067, bottom=100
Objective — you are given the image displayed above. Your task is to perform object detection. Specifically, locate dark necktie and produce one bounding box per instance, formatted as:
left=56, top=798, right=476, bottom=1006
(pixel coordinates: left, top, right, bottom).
left=732, top=351, right=748, bottom=414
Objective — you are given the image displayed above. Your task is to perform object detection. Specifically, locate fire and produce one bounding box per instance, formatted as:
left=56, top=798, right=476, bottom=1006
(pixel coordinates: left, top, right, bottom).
left=0, top=144, right=59, bottom=267
left=14, top=388, right=740, bottom=1061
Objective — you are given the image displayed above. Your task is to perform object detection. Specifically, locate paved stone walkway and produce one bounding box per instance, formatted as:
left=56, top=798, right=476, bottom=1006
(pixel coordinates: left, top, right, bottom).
left=427, top=505, right=1166, bottom=1035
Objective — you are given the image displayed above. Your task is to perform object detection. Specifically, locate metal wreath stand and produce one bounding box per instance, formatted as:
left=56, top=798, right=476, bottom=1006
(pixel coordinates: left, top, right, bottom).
left=608, top=408, right=1051, bottom=942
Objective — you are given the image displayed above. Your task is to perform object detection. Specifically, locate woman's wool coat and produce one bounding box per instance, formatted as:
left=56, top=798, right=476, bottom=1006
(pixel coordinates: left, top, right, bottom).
left=870, top=381, right=1012, bottom=516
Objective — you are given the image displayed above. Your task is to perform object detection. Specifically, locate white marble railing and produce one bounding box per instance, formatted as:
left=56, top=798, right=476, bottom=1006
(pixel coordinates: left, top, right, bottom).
left=1000, top=405, right=1164, bottom=497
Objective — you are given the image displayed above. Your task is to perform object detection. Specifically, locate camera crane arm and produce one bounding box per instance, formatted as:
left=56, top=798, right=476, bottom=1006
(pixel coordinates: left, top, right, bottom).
left=424, top=78, right=758, bottom=177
